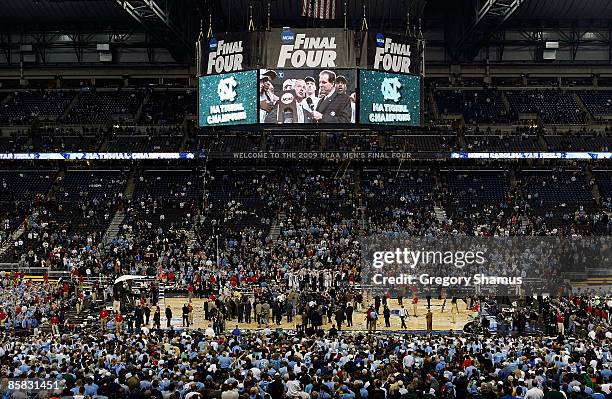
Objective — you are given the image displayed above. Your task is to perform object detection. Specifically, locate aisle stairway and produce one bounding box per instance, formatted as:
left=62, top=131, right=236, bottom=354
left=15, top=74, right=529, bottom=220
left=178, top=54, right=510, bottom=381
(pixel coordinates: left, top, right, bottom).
left=434, top=206, right=447, bottom=223
left=0, top=220, right=27, bottom=258
left=269, top=212, right=286, bottom=241
left=103, top=210, right=125, bottom=241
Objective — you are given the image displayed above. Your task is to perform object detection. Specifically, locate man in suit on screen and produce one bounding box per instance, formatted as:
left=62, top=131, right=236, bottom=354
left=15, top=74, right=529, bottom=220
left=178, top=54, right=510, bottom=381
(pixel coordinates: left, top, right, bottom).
left=312, top=70, right=352, bottom=123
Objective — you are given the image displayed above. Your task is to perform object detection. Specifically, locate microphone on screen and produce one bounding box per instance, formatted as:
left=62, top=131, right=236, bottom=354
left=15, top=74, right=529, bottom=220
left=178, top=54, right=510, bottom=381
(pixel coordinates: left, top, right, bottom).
left=306, top=97, right=315, bottom=112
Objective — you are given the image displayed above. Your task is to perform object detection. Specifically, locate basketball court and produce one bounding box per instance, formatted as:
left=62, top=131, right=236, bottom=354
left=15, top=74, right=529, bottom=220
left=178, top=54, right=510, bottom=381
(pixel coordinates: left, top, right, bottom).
left=161, top=297, right=473, bottom=332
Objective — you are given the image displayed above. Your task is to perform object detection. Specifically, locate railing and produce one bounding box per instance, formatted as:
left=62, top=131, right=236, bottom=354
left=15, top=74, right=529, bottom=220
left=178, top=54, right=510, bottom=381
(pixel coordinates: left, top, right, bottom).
left=48, top=270, right=71, bottom=279
left=0, top=263, right=49, bottom=274
left=0, top=262, right=19, bottom=270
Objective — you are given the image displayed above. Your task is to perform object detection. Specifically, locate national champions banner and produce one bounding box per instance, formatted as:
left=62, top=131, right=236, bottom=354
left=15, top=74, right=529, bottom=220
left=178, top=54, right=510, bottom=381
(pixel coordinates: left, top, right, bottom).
left=359, top=70, right=421, bottom=126
left=361, top=32, right=420, bottom=75
left=261, top=28, right=356, bottom=69
left=197, top=32, right=255, bottom=76
left=198, top=70, right=258, bottom=126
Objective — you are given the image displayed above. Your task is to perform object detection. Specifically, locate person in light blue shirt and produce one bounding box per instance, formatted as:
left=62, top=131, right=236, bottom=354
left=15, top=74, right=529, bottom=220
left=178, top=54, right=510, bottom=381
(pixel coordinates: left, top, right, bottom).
left=494, top=349, right=505, bottom=365
left=591, top=385, right=606, bottom=399
left=435, top=358, right=446, bottom=374
left=84, top=378, right=99, bottom=397
left=218, top=352, right=232, bottom=369
left=601, top=365, right=612, bottom=381
left=338, top=385, right=355, bottom=399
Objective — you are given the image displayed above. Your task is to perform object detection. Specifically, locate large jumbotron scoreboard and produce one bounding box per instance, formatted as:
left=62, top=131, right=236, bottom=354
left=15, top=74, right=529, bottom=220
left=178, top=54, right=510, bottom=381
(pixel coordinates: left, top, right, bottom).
left=197, top=28, right=422, bottom=127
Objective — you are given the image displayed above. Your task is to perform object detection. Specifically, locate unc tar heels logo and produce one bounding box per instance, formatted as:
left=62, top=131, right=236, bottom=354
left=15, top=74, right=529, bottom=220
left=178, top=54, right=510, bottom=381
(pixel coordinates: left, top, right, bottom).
left=217, top=76, right=237, bottom=102
left=381, top=77, right=402, bottom=102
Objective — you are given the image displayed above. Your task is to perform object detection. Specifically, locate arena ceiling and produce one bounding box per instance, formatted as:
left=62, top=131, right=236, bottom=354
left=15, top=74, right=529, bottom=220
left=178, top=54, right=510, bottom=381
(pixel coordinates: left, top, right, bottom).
left=513, top=0, right=612, bottom=20
left=0, top=0, right=132, bottom=24
left=4, top=0, right=610, bottom=29
left=1, top=0, right=611, bottom=63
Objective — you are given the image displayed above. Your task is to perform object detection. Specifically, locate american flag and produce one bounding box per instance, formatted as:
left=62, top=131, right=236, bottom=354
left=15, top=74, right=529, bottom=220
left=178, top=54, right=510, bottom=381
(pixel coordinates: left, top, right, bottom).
left=301, top=0, right=337, bottom=19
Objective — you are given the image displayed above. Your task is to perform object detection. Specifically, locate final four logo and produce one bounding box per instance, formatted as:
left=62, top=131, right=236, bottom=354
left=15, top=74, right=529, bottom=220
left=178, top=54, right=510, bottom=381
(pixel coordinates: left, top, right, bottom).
left=277, top=32, right=338, bottom=68
left=373, top=34, right=411, bottom=73
left=207, top=39, right=244, bottom=74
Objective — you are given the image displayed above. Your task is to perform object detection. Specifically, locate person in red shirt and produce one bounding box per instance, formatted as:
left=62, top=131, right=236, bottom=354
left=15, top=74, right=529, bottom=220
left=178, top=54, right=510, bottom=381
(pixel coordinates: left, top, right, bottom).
left=100, top=309, right=109, bottom=331
left=50, top=314, right=60, bottom=336
left=188, top=283, right=194, bottom=301
left=76, top=291, right=85, bottom=314
left=556, top=312, right=565, bottom=336
left=412, top=295, right=419, bottom=317
left=0, top=309, right=7, bottom=329
left=114, top=312, right=124, bottom=335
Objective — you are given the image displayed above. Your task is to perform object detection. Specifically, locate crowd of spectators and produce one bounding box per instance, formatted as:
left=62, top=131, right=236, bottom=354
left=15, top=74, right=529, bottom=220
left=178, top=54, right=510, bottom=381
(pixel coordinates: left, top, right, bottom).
left=0, top=285, right=608, bottom=399
left=1, top=80, right=612, bottom=399
left=0, top=162, right=609, bottom=399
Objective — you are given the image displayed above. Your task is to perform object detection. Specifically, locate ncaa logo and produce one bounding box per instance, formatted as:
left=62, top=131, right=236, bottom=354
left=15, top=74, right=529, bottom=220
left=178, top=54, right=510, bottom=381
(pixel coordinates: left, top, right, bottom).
left=281, top=92, right=295, bottom=105
left=209, top=38, right=218, bottom=51
left=376, top=33, right=385, bottom=47
left=281, top=29, right=295, bottom=44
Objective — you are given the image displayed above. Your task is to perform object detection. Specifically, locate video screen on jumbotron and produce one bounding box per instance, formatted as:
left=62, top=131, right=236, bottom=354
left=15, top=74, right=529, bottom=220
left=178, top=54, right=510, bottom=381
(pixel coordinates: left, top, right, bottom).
left=359, top=70, right=421, bottom=126
left=259, top=69, right=357, bottom=124
left=198, top=70, right=258, bottom=127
